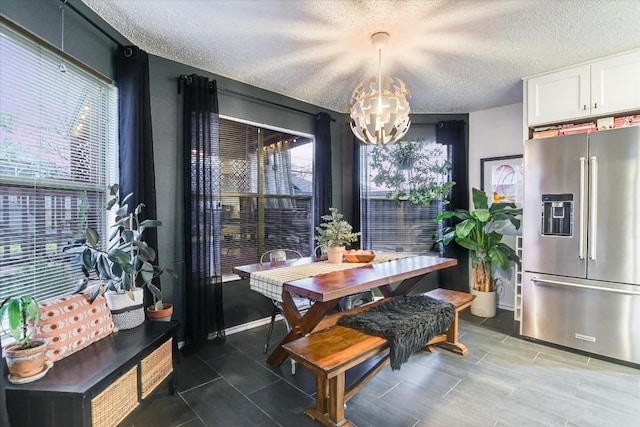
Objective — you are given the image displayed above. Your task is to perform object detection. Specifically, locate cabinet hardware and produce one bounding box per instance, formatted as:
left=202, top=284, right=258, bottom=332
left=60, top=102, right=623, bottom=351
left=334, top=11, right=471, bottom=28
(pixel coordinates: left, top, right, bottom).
left=583, top=105, right=587, bottom=110
left=594, top=102, right=598, bottom=109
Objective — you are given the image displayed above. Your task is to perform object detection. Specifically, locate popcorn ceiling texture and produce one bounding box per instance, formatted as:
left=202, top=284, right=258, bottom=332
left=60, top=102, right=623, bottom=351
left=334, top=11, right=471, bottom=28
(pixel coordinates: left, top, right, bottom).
left=82, top=0, right=640, bottom=113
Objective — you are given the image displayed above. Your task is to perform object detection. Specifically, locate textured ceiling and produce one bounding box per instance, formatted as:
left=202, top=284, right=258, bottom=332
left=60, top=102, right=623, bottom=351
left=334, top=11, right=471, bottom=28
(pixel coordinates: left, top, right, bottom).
left=81, top=0, right=640, bottom=114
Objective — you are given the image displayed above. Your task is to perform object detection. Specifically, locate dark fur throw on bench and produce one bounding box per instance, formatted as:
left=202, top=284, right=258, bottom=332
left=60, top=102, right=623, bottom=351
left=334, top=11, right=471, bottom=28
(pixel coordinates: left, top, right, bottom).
left=337, top=295, right=455, bottom=370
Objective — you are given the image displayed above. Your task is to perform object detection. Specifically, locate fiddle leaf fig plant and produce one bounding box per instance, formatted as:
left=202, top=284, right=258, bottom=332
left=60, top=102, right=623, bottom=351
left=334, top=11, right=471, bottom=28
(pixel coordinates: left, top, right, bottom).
left=434, top=188, right=522, bottom=292
left=370, top=139, right=455, bottom=205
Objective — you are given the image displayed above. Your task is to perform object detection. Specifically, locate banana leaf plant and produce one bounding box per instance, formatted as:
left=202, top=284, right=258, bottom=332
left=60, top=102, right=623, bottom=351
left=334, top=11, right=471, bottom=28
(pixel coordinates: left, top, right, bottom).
left=434, top=188, right=522, bottom=292
left=72, top=184, right=174, bottom=303
left=0, top=296, right=40, bottom=348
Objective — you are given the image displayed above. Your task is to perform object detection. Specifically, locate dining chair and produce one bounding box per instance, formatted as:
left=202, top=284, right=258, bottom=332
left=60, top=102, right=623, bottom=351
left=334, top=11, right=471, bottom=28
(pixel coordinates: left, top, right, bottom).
left=260, top=249, right=312, bottom=374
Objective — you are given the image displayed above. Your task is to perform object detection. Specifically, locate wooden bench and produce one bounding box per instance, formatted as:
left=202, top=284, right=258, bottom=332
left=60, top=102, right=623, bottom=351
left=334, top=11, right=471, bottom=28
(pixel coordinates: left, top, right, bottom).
left=283, top=288, right=475, bottom=427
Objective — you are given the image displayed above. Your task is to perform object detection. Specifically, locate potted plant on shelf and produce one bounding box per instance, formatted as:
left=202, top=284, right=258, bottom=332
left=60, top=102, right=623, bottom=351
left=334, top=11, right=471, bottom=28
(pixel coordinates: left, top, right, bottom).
left=434, top=188, right=522, bottom=317
left=75, top=184, right=174, bottom=330
left=0, top=296, right=50, bottom=382
left=146, top=283, right=173, bottom=322
left=315, top=207, right=361, bottom=263
left=369, top=139, right=455, bottom=205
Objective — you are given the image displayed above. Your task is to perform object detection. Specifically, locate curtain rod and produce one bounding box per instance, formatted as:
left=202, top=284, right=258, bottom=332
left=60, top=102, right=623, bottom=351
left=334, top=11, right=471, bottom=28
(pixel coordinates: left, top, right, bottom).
left=60, top=0, right=124, bottom=48
left=217, top=87, right=336, bottom=122
left=412, top=121, right=467, bottom=127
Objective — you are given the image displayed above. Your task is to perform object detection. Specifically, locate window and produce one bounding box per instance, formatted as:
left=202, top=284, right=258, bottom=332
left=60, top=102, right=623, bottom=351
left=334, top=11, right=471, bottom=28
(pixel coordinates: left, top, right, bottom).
left=219, top=117, right=313, bottom=274
left=360, top=126, right=448, bottom=253
left=0, top=22, right=118, bottom=304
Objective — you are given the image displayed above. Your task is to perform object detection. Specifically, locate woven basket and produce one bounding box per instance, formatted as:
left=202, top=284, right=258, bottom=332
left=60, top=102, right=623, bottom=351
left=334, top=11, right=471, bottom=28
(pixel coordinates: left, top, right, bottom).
left=106, top=289, right=145, bottom=330
left=91, top=366, right=138, bottom=427
left=111, top=306, right=145, bottom=330
left=140, top=338, right=173, bottom=399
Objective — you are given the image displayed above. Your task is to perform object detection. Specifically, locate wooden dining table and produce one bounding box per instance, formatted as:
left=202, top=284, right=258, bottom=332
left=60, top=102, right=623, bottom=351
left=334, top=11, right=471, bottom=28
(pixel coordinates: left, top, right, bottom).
left=233, top=254, right=457, bottom=368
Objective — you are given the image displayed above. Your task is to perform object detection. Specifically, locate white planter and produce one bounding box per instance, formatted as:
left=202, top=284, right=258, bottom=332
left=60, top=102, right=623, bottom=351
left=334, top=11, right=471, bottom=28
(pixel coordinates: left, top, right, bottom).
left=470, top=288, right=497, bottom=318
left=105, top=288, right=145, bottom=330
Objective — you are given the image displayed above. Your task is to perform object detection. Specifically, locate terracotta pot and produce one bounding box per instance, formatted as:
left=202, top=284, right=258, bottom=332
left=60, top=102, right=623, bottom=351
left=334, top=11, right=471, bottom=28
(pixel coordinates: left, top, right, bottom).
left=3, top=338, right=49, bottom=379
left=326, top=246, right=345, bottom=264
left=146, top=303, right=173, bottom=322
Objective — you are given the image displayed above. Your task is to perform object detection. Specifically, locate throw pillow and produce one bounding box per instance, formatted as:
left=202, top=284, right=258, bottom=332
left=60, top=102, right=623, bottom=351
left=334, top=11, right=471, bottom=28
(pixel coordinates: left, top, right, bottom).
left=35, top=291, right=116, bottom=362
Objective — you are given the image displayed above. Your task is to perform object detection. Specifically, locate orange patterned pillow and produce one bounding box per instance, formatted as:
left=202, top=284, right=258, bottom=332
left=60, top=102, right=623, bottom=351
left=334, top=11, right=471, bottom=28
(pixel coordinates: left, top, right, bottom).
left=35, top=292, right=116, bottom=362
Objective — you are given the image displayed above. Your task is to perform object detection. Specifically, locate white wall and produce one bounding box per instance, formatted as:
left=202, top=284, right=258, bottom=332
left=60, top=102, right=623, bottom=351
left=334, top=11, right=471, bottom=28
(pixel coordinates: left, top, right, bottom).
left=469, top=103, right=523, bottom=310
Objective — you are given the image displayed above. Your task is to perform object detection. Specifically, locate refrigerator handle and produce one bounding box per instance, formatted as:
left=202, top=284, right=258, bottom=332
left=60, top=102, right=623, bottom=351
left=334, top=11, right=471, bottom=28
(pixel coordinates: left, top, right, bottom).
left=579, top=157, right=587, bottom=260
left=532, top=277, right=640, bottom=296
left=589, top=156, right=598, bottom=261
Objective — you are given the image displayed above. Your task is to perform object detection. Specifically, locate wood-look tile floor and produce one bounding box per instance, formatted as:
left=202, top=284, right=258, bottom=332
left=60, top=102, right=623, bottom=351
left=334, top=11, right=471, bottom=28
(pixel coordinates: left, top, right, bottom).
left=119, top=309, right=640, bottom=427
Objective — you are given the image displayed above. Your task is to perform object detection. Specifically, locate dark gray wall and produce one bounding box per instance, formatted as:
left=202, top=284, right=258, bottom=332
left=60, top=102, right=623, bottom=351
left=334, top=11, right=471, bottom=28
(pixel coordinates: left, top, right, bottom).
left=2, top=0, right=469, bottom=329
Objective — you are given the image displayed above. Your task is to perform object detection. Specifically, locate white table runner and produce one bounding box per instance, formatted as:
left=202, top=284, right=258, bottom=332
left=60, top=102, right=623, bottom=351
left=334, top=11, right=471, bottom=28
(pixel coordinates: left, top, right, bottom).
left=249, top=252, right=415, bottom=302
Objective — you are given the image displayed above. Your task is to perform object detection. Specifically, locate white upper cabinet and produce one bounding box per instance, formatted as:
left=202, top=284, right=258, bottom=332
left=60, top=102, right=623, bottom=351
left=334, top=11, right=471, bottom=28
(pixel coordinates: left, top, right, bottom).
left=591, top=50, right=640, bottom=116
left=527, top=65, right=590, bottom=126
left=526, top=50, right=640, bottom=127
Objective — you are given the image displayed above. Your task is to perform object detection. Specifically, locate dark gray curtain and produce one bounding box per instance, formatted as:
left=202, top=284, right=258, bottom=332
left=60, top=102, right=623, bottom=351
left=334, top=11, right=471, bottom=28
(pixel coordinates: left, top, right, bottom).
left=313, top=113, right=332, bottom=228
left=180, top=74, right=225, bottom=353
left=436, top=120, right=469, bottom=292
left=351, top=136, right=362, bottom=248
left=116, top=46, right=159, bottom=301
left=115, top=46, right=158, bottom=258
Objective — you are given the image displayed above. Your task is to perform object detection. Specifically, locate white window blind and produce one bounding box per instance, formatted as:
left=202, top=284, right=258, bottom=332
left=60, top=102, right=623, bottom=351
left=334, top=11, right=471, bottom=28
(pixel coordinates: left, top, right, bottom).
left=219, top=117, right=314, bottom=273
left=0, top=22, right=118, bottom=304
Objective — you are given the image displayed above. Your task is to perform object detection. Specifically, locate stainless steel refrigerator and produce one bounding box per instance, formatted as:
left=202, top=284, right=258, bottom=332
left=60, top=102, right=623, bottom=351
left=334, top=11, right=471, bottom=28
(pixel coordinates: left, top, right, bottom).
left=522, top=126, right=640, bottom=364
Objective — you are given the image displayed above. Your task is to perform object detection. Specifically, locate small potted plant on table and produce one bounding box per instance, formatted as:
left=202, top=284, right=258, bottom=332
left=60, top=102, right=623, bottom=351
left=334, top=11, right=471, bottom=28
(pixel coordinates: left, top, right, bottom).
left=146, top=283, right=173, bottom=322
left=0, top=296, right=50, bottom=382
left=315, top=208, right=361, bottom=263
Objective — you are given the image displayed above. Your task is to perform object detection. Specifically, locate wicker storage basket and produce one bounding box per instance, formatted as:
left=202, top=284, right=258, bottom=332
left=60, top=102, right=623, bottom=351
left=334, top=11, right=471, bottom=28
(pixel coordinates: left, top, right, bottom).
left=91, top=366, right=138, bottom=427
left=140, top=338, right=173, bottom=399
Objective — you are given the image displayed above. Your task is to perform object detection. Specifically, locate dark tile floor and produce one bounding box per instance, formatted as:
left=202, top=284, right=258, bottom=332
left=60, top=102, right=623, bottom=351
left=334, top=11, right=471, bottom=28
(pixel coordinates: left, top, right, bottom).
left=120, top=309, right=640, bottom=427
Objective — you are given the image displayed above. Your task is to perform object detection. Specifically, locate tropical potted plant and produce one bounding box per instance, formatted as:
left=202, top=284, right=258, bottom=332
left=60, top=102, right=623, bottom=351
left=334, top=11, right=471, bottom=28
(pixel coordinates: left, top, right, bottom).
left=146, top=283, right=173, bottom=322
left=315, top=208, right=361, bottom=263
left=434, top=188, right=522, bottom=317
left=0, top=296, right=50, bottom=382
left=75, top=184, right=174, bottom=330
left=369, top=139, right=455, bottom=205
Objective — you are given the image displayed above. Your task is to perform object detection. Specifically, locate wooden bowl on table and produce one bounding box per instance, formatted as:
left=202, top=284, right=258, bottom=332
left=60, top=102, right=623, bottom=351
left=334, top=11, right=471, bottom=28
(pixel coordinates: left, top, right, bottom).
left=343, top=250, right=376, bottom=263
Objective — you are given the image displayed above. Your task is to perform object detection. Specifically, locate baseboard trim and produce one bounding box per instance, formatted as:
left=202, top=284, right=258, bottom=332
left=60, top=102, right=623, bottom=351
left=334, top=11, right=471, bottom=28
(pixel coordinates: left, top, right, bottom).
left=222, top=315, right=283, bottom=336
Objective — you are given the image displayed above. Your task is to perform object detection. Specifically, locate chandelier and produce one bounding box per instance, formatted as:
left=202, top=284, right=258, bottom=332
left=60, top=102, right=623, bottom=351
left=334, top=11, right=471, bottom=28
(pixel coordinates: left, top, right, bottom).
left=349, top=32, right=411, bottom=145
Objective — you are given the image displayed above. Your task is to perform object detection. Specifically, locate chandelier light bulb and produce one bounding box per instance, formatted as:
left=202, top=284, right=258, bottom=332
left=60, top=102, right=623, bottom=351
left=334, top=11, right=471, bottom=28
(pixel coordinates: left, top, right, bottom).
left=350, top=32, right=411, bottom=145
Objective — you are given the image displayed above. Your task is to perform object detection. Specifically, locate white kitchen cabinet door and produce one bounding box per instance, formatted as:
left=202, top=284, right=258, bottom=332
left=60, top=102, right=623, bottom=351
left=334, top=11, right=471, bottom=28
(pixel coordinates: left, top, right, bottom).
left=591, top=50, right=640, bottom=116
left=527, top=65, right=590, bottom=126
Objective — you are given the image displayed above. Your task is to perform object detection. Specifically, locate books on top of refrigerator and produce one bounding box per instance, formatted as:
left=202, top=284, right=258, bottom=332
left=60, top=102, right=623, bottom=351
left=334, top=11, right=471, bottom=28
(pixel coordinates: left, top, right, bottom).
left=558, top=122, right=597, bottom=135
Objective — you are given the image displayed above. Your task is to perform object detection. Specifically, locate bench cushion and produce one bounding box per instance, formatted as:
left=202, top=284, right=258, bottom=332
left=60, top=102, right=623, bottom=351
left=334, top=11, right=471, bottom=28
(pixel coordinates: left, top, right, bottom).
left=35, top=292, right=116, bottom=362
left=337, top=294, right=454, bottom=370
